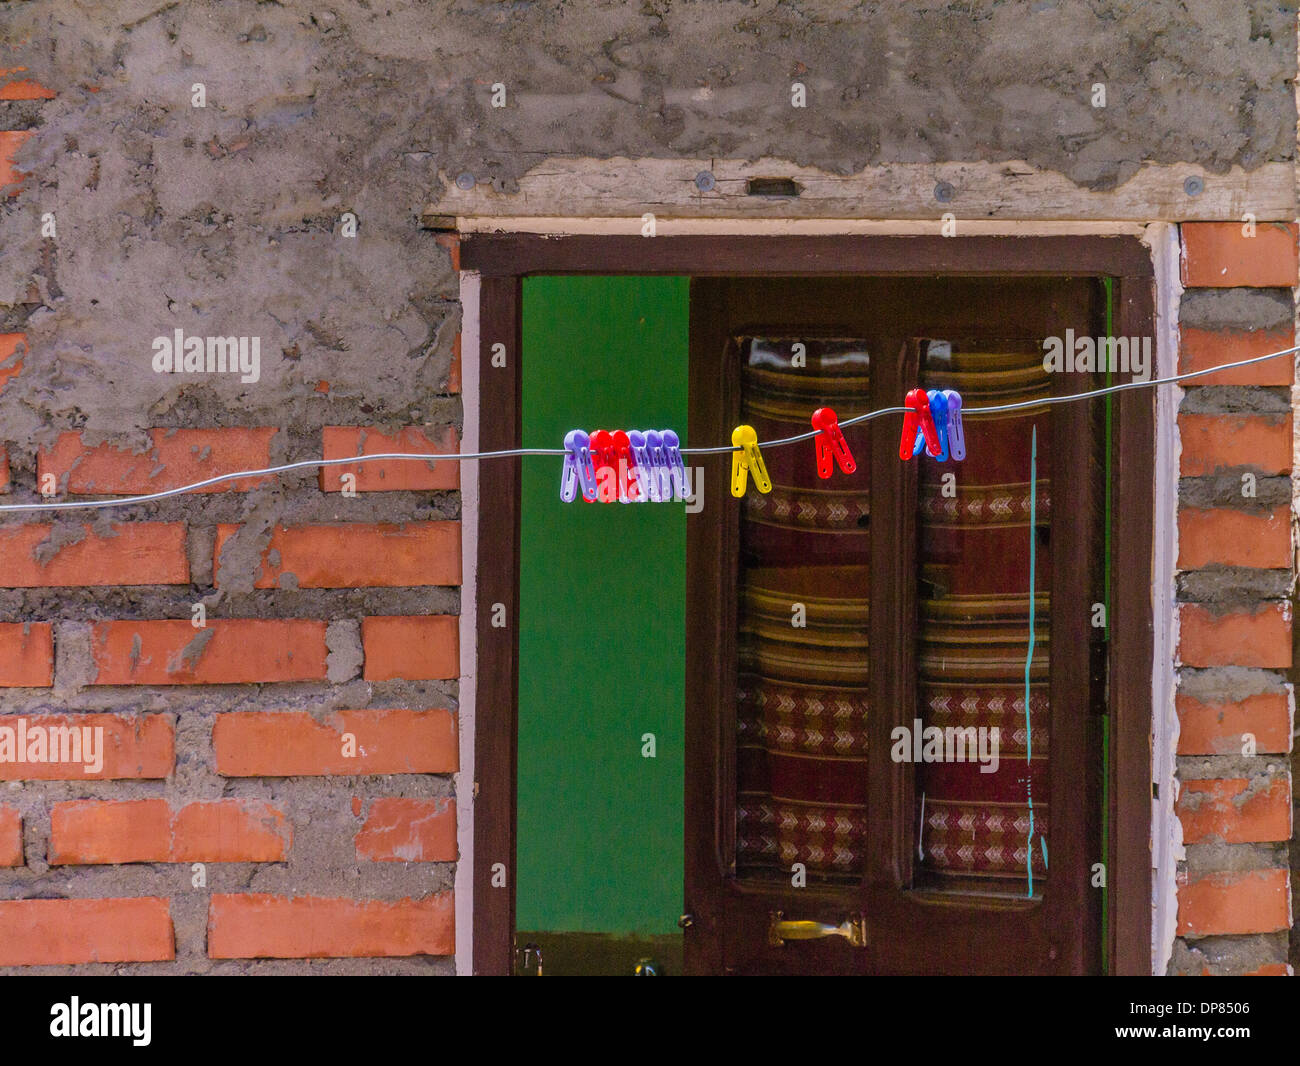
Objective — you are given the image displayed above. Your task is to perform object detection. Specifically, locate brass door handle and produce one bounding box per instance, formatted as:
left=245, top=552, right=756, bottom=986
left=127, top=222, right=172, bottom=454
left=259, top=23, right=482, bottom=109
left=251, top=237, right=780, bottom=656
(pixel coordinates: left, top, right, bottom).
left=768, top=910, right=868, bottom=948
left=517, top=942, right=544, bottom=975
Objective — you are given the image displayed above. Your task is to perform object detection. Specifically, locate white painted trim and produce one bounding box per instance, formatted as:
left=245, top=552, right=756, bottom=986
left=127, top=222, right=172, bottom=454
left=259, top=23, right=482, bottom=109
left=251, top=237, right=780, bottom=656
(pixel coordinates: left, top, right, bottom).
left=1144, top=222, right=1183, bottom=977
left=454, top=270, right=481, bottom=976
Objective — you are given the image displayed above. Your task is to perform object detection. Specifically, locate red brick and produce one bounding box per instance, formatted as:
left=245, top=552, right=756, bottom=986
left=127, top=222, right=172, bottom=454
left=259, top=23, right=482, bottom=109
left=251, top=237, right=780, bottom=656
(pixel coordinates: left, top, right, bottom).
left=214, top=708, right=457, bottom=777
left=0, top=806, right=20, bottom=866
left=0, top=897, right=174, bottom=965
left=0, top=333, right=25, bottom=394
left=50, top=798, right=290, bottom=864
left=1177, top=506, right=1290, bottom=569
left=1178, top=413, right=1291, bottom=476
left=0, top=713, right=173, bottom=780
left=0, top=130, right=32, bottom=195
left=1179, top=325, right=1294, bottom=387
left=320, top=426, right=459, bottom=492
left=0, top=445, right=8, bottom=493
left=1181, top=222, right=1299, bottom=288
left=1179, top=603, right=1291, bottom=668
left=355, top=797, right=456, bottom=862
left=1176, top=691, right=1292, bottom=755
left=207, top=893, right=453, bottom=958
left=0, top=522, right=189, bottom=587
left=0, top=69, right=55, bottom=100
left=89, top=619, right=328, bottom=685
left=1176, top=777, right=1291, bottom=844
left=39, top=428, right=277, bottom=495
left=172, top=800, right=290, bottom=862
left=50, top=799, right=170, bottom=864
left=1177, top=868, right=1289, bottom=936
left=213, top=522, right=461, bottom=588
left=1244, top=963, right=1291, bottom=976
left=362, top=616, right=458, bottom=681
left=0, top=623, right=52, bottom=687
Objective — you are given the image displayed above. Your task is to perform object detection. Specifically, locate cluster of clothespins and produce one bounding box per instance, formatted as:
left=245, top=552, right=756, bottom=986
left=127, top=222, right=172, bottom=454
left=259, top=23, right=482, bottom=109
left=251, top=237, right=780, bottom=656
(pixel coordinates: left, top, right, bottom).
left=560, top=428, right=688, bottom=503
left=559, top=392, right=966, bottom=502
left=900, top=388, right=966, bottom=462
left=730, top=407, right=856, bottom=497
left=730, top=393, right=966, bottom=497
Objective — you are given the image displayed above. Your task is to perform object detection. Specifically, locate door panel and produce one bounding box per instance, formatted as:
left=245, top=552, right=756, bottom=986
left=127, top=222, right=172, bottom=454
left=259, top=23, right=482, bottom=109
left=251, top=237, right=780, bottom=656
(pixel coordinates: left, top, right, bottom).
left=686, top=277, right=1105, bottom=975
left=516, top=275, right=689, bottom=975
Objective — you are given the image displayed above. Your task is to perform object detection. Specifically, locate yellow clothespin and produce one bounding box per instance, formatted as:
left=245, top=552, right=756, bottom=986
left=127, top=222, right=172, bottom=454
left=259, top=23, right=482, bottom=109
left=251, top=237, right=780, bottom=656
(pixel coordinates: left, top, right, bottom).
left=730, top=424, right=772, bottom=497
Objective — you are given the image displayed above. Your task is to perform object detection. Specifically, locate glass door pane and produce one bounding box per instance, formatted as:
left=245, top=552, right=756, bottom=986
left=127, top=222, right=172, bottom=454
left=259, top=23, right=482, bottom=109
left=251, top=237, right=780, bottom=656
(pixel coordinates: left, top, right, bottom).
left=735, top=338, right=871, bottom=885
left=913, top=339, right=1052, bottom=899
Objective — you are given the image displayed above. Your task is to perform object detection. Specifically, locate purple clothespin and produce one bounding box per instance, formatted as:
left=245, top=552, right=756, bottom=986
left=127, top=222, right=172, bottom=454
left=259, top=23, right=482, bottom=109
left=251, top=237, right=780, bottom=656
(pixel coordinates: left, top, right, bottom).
left=943, top=390, right=965, bottom=460
left=643, top=430, right=668, bottom=501
left=629, top=430, right=654, bottom=502
left=662, top=430, right=687, bottom=500
left=561, top=429, right=597, bottom=502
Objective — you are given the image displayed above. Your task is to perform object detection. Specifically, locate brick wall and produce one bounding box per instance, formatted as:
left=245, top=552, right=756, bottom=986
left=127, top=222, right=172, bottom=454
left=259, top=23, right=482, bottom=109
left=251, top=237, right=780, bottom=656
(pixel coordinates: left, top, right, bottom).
left=0, top=78, right=463, bottom=973
left=4, top=65, right=1299, bottom=974
left=1170, top=222, right=1297, bottom=977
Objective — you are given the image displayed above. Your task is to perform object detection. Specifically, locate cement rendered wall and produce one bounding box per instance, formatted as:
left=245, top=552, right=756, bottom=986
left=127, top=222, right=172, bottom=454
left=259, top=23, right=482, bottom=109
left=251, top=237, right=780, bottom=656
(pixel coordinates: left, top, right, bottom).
left=0, top=0, right=1296, bottom=973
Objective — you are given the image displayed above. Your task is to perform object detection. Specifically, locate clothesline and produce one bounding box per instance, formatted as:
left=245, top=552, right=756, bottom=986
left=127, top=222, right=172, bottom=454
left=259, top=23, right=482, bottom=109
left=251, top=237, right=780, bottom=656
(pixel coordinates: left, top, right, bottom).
left=0, top=341, right=1294, bottom=513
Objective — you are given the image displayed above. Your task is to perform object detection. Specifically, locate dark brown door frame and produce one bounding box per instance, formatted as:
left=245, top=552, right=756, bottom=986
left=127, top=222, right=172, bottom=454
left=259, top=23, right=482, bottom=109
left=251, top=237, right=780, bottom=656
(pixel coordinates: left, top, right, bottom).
left=463, top=234, right=1155, bottom=976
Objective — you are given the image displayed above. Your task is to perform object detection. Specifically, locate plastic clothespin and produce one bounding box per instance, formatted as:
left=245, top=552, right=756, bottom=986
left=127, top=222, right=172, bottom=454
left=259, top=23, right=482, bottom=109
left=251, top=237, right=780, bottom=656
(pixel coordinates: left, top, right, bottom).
left=928, top=390, right=950, bottom=462
left=643, top=430, right=668, bottom=501
left=730, top=425, right=772, bottom=497
left=900, top=388, right=939, bottom=461
left=662, top=430, right=688, bottom=500
left=612, top=430, right=637, bottom=503
left=911, top=390, right=949, bottom=460
left=561, top=429, right=597, bottom=503
left=589, top=429, right=618, bottom=503
left=811, top=407, right=856, bottom=478
left=943, top=390, right=966, bottom=461
left=629, top=430, right=654, bottom=502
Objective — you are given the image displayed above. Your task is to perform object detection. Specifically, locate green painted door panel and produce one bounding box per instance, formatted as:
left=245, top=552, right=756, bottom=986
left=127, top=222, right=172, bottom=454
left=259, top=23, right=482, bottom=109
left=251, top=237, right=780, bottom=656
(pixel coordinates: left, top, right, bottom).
left=517, top=275, right=688, bottom=973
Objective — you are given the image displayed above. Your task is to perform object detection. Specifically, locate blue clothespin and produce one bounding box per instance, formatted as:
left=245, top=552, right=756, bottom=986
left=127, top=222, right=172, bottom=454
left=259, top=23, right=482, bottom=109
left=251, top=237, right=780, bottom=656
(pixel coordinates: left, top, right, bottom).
left=912, top=390, right=949, bottom=461
left=560, top=429, right=598, bottom=502
left=943, top=390, right=965, bottom=460
left=663, top=430, right=687, bottom=500
left=929, top=390, right=949, bottom=462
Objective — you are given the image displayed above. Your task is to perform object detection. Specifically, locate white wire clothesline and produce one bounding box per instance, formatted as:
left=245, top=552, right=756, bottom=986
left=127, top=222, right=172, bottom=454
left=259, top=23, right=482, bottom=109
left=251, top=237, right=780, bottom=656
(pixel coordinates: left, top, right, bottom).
left=0, top=341, right=1295, bottom=514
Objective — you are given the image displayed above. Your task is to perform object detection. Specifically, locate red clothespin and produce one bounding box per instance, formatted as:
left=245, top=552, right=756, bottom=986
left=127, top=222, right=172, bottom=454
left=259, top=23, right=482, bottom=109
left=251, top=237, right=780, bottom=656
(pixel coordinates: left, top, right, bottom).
left=900, top=388, right=939, bottom=461
left=611, top=430, right=638, bottom=503
left=589, top=429, right=618, bottom=502
left=811, top=407, right=856, bottom=478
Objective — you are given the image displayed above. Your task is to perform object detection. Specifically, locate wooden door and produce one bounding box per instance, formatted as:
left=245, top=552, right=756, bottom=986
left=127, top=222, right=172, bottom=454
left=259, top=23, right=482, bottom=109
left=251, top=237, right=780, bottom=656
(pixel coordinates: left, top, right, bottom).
left=684, top=276, right=1107, bottom=975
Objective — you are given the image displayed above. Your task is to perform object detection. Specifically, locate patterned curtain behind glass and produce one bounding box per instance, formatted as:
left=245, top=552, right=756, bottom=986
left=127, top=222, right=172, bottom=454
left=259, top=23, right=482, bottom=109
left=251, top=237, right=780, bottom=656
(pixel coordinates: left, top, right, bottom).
left=736, top=338, right=871, bottom=884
